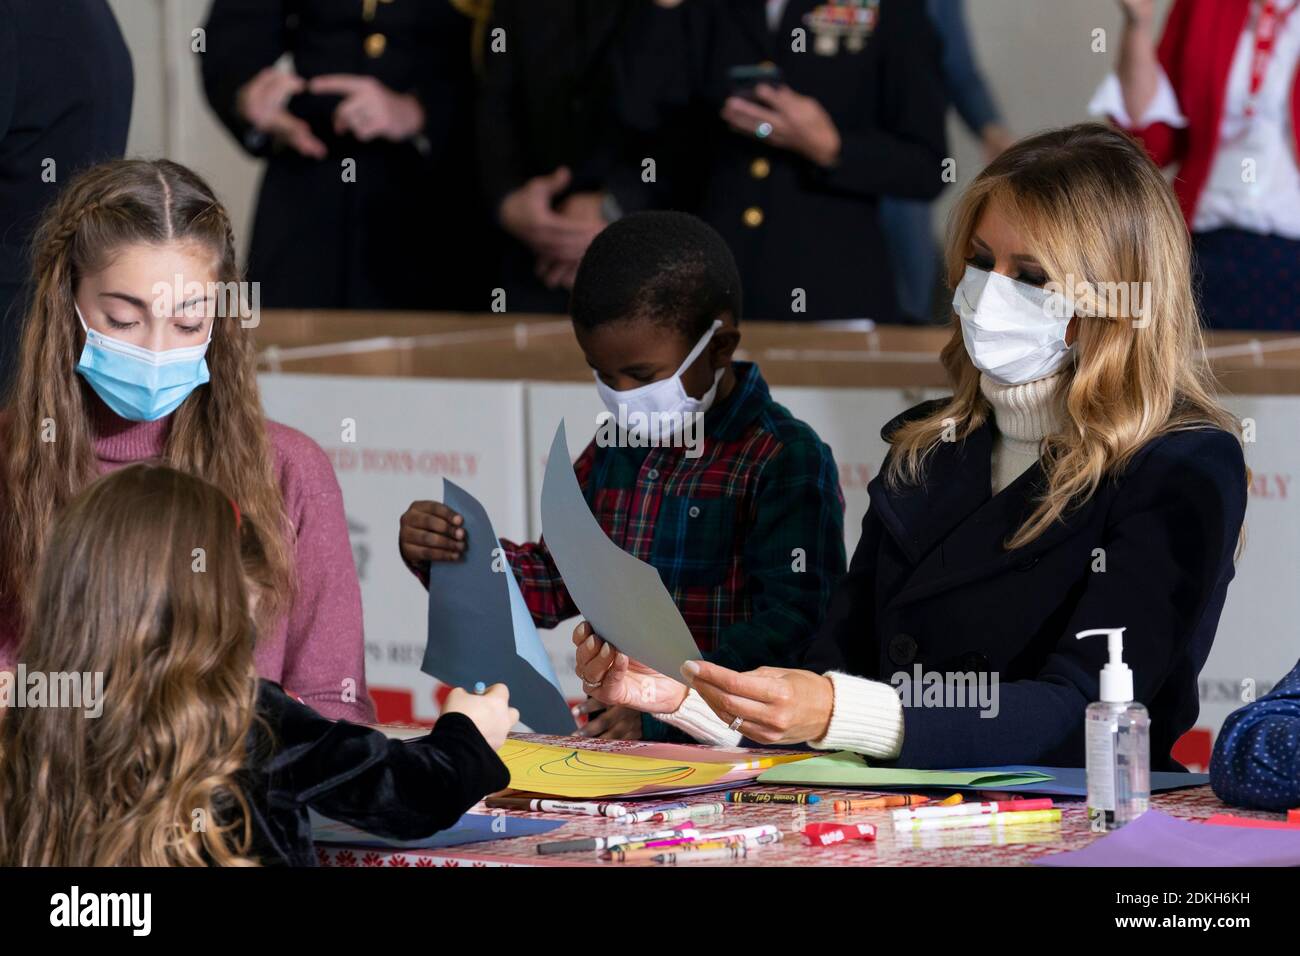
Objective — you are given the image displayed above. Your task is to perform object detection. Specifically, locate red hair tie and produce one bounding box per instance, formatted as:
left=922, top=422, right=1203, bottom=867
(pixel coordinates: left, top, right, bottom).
left=229, top=497, right=242, bottom=529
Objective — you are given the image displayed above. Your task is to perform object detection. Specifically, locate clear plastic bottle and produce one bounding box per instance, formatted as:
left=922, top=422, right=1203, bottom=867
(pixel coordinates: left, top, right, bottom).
left=1077, top=628, right=1150, bottom=829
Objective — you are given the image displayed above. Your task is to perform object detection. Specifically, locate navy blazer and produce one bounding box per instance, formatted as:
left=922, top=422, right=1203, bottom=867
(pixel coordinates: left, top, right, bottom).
left=804, top=400, right=1248, bottom=771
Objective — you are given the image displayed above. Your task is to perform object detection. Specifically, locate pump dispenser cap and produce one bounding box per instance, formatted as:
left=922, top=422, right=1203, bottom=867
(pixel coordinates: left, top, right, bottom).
left=1075, top=627, right=1133, bottom=703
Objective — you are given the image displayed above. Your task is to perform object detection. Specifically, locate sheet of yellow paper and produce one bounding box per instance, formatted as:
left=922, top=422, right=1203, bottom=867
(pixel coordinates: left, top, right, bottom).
left=497, top=740, right=737, bottom=798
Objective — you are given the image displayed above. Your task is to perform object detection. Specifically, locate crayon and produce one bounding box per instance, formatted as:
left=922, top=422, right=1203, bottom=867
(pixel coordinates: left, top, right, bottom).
left=484, top=797, right=628, bottom=817
left=892, top=798, right=1054, bottom=824
left=536, top=826, right=688, bottom=855
left=614, top=802, right=723, bottom=826
left=649, top=845, right=755, bottom=864
left=833, top=794, right=932, bottom=811
left=613, top=835, right=781, bottom=863
left=899, top=809, right=1062, bottom=832
left=685, top=823, right=780, bottom=843
left=724, top=791, right=820, bottom=805
left=608, top=835, right=697, bottom=853
left=602, top=828, right=781, bottom=861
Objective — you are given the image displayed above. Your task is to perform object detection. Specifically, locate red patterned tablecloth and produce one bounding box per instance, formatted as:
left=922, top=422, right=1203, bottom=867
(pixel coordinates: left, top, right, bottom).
left=317, top=734, right=1284, bottom=868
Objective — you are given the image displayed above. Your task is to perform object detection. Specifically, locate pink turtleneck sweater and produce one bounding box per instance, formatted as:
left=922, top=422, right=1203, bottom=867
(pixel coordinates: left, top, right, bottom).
left=0, top=397, right=375, bottom=723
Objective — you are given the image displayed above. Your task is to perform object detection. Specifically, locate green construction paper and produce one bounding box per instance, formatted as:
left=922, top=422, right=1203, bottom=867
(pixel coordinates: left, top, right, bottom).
left=756, top=751, right=1054, bottom=789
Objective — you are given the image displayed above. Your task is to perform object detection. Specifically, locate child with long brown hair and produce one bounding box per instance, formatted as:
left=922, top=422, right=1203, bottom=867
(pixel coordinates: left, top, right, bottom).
left=0, top=158, right=372, bottom=722
left=0, top=464, right=513, bottom=866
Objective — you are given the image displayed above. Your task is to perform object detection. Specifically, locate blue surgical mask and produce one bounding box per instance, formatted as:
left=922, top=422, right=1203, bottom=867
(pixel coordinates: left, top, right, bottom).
left=74, top=305, right=212, bottom=421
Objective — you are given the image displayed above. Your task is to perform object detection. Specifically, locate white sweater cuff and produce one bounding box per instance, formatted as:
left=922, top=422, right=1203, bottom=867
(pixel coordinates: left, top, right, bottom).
left=654, top=688, right=742, bottom=747
left=1088, top=69, right=1188, bottom=130
left=810, top=672, right=905, bottom=759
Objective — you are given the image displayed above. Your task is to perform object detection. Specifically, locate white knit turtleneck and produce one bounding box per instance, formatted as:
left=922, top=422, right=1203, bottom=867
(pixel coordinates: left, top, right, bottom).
left=651, top=372, right=1069, bottom=760
left=979, top=372, right=1064, bottom=494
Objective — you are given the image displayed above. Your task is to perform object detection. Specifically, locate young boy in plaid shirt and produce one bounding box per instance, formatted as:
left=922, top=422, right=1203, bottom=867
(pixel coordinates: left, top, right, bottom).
left=400, top=212, right=845, bottom=740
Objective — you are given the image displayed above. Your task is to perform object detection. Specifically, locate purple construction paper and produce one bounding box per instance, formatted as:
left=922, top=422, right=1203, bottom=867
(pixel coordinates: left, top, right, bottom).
left=1039, top=810, right=1300, bottom=867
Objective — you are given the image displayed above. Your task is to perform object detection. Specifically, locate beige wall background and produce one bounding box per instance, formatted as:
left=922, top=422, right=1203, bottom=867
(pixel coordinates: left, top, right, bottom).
left=107, top=0, right=1175, bottom=260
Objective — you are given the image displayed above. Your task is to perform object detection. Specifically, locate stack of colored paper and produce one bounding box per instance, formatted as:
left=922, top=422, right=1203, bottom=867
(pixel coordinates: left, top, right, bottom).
left=499, top=740, right=815, bottom=799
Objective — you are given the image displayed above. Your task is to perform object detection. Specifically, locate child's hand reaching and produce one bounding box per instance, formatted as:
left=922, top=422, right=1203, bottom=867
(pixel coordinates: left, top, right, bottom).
left=399, top=500, right=467, bottom=569
left=442, top=684, right=519, bottom=750
left=575, top=701, right=645, bottom=739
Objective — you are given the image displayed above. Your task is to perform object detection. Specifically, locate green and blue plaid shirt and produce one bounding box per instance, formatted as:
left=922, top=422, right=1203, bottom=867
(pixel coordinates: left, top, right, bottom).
left=502, top=362, right=846, bottom=679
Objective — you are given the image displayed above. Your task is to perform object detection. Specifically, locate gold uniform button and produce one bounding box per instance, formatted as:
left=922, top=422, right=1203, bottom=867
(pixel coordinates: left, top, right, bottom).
left=750, top=157, right=771, bottom=179
left=364, top=33, right=387, bottom=58
left=743, top=206, right=764, bottom=228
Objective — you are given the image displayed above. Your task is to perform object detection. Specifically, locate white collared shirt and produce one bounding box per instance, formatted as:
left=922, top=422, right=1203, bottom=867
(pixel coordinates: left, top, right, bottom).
left=1089, top=1, right=1300, bottom=238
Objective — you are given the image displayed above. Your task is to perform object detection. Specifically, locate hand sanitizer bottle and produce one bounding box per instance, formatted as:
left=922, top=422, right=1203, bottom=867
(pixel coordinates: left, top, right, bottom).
left=1076, top=627, right=1150, bottom=830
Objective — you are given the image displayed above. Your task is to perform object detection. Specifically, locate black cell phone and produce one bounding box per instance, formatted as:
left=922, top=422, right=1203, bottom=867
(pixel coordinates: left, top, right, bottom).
left=728, top=63, right=785, bottom=103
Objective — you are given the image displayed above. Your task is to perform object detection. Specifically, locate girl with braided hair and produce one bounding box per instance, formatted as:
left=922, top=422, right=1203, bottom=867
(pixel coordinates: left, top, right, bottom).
left=0, top=158, right=374, bottom=723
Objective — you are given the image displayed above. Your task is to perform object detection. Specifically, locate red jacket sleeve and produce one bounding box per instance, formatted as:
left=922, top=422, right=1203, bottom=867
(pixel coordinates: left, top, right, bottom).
left=1125, top=0, right=1196, bottom=168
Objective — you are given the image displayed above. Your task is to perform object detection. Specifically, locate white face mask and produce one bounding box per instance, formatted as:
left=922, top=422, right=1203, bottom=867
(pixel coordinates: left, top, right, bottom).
left=593, top=319, right=725, bottom=431
left=953, top=265, right=1074, bottom=386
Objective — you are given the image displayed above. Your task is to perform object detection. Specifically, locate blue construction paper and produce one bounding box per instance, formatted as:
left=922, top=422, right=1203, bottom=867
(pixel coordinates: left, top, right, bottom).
left=955, top=766, right=1209, bottom=797
left=540, top=421, right=701, bottom=679
left=1039, top=810, right=1300, bottom=867
left=310, top=810, right=566, bottom=850
left=422, top=480, right=576, bottom=735
left=501, top=543, right=561, bottom=689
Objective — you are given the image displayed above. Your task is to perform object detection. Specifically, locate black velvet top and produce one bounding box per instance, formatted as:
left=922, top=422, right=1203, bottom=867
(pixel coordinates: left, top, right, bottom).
left=238, top=681, right=510, bottom=866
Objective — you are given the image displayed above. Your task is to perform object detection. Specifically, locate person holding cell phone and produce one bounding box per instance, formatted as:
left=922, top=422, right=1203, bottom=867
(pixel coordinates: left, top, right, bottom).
left=615, top=0, right=948, bottom=323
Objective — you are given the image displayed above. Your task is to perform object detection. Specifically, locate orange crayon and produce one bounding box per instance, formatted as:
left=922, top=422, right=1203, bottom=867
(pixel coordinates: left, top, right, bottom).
left=834, top=793, right=953, bottom=812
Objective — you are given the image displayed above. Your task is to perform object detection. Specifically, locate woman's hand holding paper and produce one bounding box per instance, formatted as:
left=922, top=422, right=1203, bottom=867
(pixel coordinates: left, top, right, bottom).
left=682, top=661, right=835, bottom=745
left=572, top=621, right=688, bottom=715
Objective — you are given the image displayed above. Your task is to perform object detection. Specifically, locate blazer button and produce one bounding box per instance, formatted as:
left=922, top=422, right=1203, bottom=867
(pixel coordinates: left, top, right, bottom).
left=888, top=633, right=919, bottom=666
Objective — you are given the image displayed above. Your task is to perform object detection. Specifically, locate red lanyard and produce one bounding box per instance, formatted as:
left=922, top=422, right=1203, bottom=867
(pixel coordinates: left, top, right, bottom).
left=1246, top=0, right=1300, bottom=117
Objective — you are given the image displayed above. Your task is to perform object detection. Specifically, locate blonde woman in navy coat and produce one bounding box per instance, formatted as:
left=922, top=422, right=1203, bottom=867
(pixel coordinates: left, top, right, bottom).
left=574, top=123, right=1249, bottom=772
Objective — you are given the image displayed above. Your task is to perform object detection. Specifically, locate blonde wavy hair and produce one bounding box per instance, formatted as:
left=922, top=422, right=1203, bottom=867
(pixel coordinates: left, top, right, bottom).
left=0, top=464, right=263, bottom=866
left=888, top=123, right=1245, bottom=549
left=0, top=158, right=292, bottom=623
